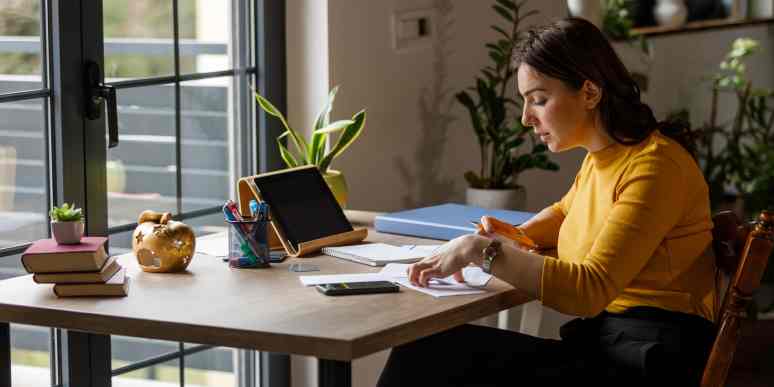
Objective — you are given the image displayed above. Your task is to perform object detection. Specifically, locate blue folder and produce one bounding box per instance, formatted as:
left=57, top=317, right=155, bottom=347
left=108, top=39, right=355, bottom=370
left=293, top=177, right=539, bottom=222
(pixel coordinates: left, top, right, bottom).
left=374, top=203, right=535, bottom=241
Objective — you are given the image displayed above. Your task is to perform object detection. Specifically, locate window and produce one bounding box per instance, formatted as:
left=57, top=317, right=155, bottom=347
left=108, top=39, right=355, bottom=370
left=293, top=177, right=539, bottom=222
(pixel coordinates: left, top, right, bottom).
left=0, top=0, right=285, bottom=385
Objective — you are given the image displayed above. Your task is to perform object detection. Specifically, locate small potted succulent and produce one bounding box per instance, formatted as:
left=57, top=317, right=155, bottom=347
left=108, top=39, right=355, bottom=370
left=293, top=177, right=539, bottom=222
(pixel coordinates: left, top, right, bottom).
left=49, top=203, right=84, bottom=244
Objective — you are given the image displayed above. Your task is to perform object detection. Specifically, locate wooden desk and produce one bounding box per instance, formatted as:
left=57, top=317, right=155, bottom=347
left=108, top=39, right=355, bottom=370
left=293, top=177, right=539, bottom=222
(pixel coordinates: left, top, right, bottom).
left=0, top=229, right=528, bottom=387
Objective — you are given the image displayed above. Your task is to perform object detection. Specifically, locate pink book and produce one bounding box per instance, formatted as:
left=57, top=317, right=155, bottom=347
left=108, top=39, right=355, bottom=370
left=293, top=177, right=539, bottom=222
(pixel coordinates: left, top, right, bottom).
left=22, top=237, right=109, bottom=274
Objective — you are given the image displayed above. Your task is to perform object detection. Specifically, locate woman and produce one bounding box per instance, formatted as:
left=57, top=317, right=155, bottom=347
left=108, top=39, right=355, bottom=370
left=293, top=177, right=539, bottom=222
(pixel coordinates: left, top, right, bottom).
left=377, top=18, right=717, bottom=386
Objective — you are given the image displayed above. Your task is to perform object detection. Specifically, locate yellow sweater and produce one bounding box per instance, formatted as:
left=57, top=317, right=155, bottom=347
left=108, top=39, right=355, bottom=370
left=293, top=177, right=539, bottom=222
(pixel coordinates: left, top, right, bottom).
left=541, top=131, right=716, bottom=321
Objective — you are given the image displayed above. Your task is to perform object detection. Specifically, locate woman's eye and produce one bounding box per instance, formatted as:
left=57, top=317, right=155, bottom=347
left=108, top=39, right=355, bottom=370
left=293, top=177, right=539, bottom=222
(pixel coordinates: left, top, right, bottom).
left=532, top=99, right=546, bottom=106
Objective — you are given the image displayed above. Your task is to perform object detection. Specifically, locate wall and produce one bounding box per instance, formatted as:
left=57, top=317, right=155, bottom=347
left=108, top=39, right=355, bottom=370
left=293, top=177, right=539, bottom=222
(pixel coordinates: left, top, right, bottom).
left=286, top=0, right=329, bottom=138
left=328, top=0, right=573, bottom=213
left=324, top=1, right=774, bottom=214
left=286, top=1, right=774, bottom=385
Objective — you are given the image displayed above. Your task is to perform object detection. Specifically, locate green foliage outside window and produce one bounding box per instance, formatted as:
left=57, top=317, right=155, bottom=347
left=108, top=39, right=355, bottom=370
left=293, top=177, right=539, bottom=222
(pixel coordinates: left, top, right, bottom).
left=0, top=1, right=197, bottom=78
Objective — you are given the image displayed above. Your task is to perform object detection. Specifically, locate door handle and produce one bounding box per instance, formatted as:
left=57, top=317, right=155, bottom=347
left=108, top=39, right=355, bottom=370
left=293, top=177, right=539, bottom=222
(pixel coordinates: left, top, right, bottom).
left=85, top=61, right=119, bottom=148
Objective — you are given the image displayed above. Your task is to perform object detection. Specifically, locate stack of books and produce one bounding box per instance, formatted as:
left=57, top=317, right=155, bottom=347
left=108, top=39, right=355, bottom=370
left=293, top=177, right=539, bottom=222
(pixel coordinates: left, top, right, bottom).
left=21, top=236, right=129, bottom=297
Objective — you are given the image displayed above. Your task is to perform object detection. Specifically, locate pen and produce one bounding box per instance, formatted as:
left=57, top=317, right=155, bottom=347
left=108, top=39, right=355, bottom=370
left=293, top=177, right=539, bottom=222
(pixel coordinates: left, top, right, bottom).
left=249, top=199, right=259, bottom=218
left=470, top=219, right=538, bottom=249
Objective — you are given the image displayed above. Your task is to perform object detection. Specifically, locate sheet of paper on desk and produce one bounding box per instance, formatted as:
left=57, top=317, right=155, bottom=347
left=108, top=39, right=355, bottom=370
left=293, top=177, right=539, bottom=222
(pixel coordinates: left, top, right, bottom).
left=380, top=263, right=492, bottom=288
left=379, top=263, right=491, bottom=298
left=400, top=244, right=443, bottom=255
left=392, top=278, right=485, bottom=298
left=195, top=234, right=228, bottom=257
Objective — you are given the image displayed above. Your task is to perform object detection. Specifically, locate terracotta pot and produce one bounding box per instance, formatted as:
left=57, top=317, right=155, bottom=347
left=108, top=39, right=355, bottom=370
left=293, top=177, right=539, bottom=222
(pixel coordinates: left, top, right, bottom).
left=51, top=221, right=84, bottom=245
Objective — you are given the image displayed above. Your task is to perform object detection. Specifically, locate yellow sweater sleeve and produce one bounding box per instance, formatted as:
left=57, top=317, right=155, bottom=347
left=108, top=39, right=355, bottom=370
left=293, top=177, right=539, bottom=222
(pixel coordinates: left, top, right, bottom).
left=541, top=154, right=687, bottom=317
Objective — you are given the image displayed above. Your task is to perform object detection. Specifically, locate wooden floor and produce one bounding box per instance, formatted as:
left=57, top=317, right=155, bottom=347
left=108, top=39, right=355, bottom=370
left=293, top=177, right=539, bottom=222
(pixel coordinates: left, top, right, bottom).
left=728, top=319, right=774, bottom=386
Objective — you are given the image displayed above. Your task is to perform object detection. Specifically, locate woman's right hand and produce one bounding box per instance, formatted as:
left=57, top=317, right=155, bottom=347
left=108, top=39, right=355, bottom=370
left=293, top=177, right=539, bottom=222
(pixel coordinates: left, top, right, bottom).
left=477, top=216, right=537, bottom=251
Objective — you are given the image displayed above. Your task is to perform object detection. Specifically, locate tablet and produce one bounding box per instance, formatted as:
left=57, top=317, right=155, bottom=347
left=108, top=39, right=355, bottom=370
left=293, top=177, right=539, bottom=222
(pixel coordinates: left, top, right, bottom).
left=250, top=166, right=353, bottom=248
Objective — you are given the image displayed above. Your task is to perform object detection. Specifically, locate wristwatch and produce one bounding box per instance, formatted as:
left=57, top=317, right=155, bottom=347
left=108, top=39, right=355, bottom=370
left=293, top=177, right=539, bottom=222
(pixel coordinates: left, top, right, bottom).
left=481, top=239, right=501, bottom=274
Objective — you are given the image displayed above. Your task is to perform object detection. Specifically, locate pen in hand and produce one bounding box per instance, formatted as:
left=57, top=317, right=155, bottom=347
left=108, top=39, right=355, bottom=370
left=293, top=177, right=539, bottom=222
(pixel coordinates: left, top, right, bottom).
left=471, top=218, right=539, bottom=250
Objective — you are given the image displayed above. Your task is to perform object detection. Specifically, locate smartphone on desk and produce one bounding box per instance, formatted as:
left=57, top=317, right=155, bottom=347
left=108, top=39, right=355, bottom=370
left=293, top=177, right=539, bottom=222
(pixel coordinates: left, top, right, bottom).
left=316, top=281, right=400, bottom=296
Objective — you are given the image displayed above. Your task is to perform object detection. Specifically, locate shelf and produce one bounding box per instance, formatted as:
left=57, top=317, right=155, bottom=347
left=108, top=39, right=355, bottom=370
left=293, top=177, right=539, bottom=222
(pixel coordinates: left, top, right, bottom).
left=631, top=17, right=774, bottom=38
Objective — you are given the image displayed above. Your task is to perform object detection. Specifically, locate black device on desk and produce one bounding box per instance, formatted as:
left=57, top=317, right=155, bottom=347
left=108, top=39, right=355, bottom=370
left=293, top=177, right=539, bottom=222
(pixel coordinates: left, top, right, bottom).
left=316, top=281, right=400, bottom=296
left=250, top=166, right=353, bottom=248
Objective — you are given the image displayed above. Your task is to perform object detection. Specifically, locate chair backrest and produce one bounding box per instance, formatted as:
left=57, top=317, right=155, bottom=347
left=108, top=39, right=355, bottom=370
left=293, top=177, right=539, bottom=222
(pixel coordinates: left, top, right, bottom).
left=701, top=210, right=774, bottom=387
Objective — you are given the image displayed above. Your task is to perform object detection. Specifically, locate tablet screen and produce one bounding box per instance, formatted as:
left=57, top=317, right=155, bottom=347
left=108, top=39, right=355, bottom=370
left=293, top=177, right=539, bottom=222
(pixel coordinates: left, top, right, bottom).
left=251, top=167, right=353, bottom=247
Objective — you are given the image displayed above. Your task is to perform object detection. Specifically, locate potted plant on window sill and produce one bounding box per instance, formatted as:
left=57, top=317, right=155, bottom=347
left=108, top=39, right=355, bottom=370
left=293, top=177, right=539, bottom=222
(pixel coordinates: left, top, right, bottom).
left=50, top=203, right=84, bottom=245
left=456, top=0, right=558, bottom=210
left=255, top=86, right=366, bottom=208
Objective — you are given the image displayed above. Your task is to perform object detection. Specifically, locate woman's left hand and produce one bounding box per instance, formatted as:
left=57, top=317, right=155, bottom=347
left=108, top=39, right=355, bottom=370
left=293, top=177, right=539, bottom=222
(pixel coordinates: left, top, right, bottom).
left=408, top=234, right=491, bottom=287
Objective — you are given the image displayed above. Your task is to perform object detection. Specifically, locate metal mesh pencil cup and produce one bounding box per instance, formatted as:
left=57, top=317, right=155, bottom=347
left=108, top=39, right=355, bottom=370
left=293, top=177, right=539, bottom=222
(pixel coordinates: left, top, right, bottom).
left=226, top=217, right=271, bottom=268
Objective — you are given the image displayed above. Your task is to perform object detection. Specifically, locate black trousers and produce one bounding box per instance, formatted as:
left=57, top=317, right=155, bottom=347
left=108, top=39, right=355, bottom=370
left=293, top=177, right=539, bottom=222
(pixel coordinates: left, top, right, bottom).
left=377, top=307, right=715, bottom=387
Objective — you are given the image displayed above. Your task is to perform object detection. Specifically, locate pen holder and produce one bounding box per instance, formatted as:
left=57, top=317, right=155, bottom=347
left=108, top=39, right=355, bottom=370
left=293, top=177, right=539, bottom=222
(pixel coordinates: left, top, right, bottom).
left=226, top=218, right=271, bottom=268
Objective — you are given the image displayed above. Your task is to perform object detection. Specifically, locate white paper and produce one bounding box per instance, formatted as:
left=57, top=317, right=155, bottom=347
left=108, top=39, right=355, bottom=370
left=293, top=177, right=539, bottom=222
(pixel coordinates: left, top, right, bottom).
left=392, top=278, right=485, bottom=298
left=300, top=260, right=493, bottom=298
left=195, top=234, right=228, bottom=257
left=299, top=273, right=386, bottom=286
left=400, top=244, right=443, bottom=255
left=324, top=243, right=427, bottom=263
left=379, top=263, right=492, bottom=288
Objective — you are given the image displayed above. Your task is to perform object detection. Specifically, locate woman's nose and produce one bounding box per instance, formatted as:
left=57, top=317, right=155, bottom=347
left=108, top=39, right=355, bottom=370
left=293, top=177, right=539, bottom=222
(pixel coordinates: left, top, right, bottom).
left=522, top=109, right=534, bottom=127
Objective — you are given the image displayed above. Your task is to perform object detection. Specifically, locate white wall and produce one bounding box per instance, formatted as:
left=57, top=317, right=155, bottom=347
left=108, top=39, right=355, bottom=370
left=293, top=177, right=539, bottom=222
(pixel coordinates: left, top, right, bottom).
left=286, top=0, right=329, bottom=138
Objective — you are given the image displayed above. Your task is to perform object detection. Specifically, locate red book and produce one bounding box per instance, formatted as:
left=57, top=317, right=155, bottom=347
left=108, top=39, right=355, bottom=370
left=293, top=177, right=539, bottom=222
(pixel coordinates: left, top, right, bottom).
left=21, top=237, right=109, bottom=274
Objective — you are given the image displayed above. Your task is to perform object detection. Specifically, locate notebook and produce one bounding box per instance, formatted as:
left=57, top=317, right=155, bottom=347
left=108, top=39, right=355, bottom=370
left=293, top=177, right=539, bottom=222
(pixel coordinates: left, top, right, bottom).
left=374, top=203, right=534, bottom=241
left=321, top=243, right=430, bottom=266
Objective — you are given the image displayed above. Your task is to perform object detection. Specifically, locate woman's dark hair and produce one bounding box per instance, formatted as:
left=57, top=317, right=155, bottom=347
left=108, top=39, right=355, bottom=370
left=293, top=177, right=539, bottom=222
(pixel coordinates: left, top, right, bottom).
left=512, top=18, right=695, bottom=156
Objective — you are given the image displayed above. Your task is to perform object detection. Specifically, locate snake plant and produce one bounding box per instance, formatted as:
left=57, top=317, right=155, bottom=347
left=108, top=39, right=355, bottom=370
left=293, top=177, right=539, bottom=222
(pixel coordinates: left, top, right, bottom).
left=255, top=86, right=366, bottom=174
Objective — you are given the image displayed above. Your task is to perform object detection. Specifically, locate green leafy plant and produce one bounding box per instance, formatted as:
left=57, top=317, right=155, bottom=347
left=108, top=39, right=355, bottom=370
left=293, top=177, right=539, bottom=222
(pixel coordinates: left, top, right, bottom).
left=686, top=38, right=774, bottom=213
left=254, top=86, right=366, bottom=174
left=676, top=38, right=774, bottom=311
left=602, top=0, right=651, bottom=91
left=455, top=0, right=558, bottom=190
left=602, top=0, right=635, bottom=40
left=49, top=203, right=84, bottom=222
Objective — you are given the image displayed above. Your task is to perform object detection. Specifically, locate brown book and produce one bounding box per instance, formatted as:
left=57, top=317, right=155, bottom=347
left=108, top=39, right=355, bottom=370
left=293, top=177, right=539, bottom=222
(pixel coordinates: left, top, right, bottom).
left=33, top=256, right=120, bottom=284
left=53, top=267, right=129, bottom=297
left=21, top=237, right=108, bottom=273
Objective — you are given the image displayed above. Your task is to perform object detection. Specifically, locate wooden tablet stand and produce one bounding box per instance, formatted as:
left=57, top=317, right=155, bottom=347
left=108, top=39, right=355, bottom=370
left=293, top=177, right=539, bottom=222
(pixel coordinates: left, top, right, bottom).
left=237, top=174, right=368, bottom=257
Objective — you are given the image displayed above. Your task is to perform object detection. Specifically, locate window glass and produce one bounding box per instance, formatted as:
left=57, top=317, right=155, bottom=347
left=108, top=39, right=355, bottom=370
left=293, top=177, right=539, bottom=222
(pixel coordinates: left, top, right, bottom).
left=0, top=99, right=49, bottom=250
left=179, top=0, right=232, bottom=74
left=108, top=84, right=176, bottom=227
left=0, top=0, right=43, bottom=93
left=181, top=77, right=232, bottom=213
left=103, top=0, right=175, bottom=80
left=185, top=347, right=236, bottom=387
left=11, top=324, right=51, bottom=386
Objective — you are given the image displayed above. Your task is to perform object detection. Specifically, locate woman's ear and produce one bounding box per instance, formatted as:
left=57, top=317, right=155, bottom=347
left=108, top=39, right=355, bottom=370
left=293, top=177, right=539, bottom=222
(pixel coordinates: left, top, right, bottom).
left=581, top=80, right=602, bottom=110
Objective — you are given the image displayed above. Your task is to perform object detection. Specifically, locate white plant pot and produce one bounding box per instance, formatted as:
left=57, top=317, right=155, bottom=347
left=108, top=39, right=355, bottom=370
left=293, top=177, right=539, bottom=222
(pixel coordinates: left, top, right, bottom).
left=750, top=0, right=773, bottom=18
left=51, top=221, right=84, bottom=245
left=567, top=0, right=603, bottom=28
left=465, top=187, right=527, bottom=210
left=654, top=0, right=688, bottom=28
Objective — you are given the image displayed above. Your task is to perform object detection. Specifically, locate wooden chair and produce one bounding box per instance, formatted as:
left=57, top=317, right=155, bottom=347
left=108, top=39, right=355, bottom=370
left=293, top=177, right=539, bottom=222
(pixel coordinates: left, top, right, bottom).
left=701, top=210, right=774, bottom=387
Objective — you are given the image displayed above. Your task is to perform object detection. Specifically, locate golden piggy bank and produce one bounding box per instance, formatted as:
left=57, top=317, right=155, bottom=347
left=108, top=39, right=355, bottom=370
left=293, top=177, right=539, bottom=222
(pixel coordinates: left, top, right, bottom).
left=132, top=210, right=196, bottom=273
